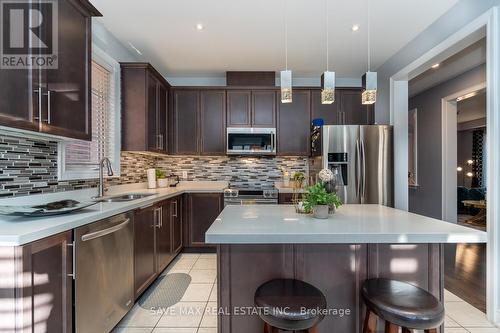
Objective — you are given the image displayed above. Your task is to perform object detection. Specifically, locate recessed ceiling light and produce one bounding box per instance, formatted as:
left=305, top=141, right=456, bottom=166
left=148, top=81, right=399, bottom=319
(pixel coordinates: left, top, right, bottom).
left=431, top=63, right=440, bottom=69
left=352, top=24, right=360, bottom=32
left=196, top=23, right=204, bottom=31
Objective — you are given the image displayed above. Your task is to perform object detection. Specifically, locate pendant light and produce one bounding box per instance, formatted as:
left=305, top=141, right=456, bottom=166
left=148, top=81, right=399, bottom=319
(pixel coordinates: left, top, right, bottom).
left=280, top=0, right=292, bottom=103
left=321, top=0, right=335, bottom=104
left=362, top=0, right=377, bottom=105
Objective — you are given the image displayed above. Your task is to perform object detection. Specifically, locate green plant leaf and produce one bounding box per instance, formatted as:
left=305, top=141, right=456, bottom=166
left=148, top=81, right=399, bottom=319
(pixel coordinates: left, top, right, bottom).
left=302, top=182, right=342, bottom=213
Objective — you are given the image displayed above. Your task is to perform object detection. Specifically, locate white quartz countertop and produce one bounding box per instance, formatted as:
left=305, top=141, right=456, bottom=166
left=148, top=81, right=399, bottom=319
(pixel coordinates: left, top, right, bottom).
left=0, top=181, right=228, bottom=246
left=274, top=182, right=306, bottom=193
left=205, top=204, right=487, bottom=244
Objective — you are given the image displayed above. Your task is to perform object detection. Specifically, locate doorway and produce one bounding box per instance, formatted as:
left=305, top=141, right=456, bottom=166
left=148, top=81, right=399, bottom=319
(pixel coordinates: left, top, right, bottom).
left=442, top=85, right=487, bottom=313
left=390, top=7, right=499, bottom=324
left=408, top=39, right=488, bottom=313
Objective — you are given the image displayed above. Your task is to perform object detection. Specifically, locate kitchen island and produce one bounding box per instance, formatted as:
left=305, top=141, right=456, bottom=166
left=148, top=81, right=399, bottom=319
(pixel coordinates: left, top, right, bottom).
left=205, top=204, right=487, bottom=333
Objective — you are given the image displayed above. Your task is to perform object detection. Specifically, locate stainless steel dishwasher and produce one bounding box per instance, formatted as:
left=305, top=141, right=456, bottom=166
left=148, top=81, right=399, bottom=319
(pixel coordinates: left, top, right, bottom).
left=74, top=212, right=134, bottom=333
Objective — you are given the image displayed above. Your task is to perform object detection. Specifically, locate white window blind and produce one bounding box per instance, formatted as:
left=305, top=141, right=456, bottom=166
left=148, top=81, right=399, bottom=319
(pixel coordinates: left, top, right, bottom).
left=59, top=57, right=119, bottom=180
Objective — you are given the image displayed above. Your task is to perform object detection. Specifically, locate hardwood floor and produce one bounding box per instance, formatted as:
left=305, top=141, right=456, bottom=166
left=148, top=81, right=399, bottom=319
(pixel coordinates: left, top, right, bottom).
left=444, top=243, right=486, bottom=312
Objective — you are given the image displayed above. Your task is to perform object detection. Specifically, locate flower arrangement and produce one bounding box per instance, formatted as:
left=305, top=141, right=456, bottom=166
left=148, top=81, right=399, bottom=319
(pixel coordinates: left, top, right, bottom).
left=318, top=168, right=334, bottom=183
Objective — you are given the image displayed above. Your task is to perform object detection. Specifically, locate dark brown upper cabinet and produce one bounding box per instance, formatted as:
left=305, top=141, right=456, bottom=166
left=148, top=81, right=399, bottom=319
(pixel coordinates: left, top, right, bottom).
left=200, top=90, right=226, bottom=155
left=277, top=90, right=311, bottom=156
left=171, top=89, right=226, bottom=155
left=338, top=89, right=374, bottom=125
left=121, top=63, right=170, bottom=153
left=311, top=88, right=374, bottom=125
left=311, top=89, right=340, bottom=125
left=171, top=89, right=200, bottom=155
left=0, top=0, right=101, bottom=140
left=252, top=90, right=277, bottom=127
left=227, top=90, right=251, bottom=127
left=227, top=90, right=276, bottom=127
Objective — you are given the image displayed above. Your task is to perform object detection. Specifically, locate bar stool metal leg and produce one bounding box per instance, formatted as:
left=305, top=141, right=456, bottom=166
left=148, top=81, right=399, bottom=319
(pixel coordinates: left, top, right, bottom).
left=385, top=321, right=399, bottom=333
left=307, top=326, right=318, bottom=333
left=363, top=309, right=377, bottom=333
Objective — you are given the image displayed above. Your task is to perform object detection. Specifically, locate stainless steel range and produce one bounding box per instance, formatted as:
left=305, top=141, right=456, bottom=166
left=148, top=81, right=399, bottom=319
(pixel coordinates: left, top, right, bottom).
left=224, top=187, right=278, bottom=206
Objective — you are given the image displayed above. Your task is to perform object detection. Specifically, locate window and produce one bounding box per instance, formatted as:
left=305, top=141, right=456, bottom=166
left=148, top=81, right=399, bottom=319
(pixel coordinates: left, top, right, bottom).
left=58, top=46, right=121, bottom=180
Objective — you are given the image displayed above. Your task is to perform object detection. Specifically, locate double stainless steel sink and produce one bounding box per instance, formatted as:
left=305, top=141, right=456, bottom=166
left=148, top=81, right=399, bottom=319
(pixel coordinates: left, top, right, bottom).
left=94, top=193, right=154, bottom=203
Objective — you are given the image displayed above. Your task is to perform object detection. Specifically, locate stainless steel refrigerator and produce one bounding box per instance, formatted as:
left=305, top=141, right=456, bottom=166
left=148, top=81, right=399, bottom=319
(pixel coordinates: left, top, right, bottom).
left=310, top=125, right=393, bottom=206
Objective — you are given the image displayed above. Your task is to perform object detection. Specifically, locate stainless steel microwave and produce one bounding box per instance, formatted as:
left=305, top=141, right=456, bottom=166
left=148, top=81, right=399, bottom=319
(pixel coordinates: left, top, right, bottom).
left=226, top=127, right=276, bottom=155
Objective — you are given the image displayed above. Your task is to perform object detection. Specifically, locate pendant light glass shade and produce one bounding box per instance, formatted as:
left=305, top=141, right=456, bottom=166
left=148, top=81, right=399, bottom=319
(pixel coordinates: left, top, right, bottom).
left=321, top=71, right=335, bottom=104
left=280, top=70, right=292, bottom=103
left=362, top=71, right=377, bottom=105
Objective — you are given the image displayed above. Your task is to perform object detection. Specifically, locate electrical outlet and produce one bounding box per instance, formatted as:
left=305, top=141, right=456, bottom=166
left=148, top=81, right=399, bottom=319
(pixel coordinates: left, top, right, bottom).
left=182, top=171, right=188, bottom=179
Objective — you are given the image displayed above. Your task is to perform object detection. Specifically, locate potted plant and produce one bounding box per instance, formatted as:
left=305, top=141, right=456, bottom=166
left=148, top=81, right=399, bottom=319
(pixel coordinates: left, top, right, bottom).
left=292, top=172, right=305, bottom=189
left=303, top=182, right=342, bottom=219
left=156, top=169, right=168, bottom=188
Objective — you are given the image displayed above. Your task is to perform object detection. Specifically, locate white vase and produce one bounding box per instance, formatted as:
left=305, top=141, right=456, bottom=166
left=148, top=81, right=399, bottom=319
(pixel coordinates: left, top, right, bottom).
left=313, top=205, right=329, bottom=219
left=157, top=178, right=169, bottom=188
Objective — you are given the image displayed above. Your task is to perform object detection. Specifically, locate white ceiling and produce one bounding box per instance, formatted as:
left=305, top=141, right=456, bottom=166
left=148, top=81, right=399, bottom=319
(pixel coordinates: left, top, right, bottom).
left=90, top=0, right=459, bottom=79
left=409, top=38, right=486, bottom=97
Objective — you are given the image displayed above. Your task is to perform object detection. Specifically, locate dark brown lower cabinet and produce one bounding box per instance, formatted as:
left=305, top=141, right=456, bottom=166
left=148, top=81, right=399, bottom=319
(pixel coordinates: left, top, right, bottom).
left=134, top=205, right=157, bottom=298
left=1, top=231, right=73, bottom=333
left=278, top=193, right=294, bottom=204
left=156, top=200, right=174, bottom=273
left=171, top=196, right=183, bottom=254
left=185, top=193, right=223, bottom=248
left=134, top=196, right=183, bottom=298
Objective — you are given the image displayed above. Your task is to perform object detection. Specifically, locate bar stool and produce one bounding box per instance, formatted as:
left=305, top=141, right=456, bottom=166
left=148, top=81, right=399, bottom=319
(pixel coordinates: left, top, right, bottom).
left=361, top=278, right=445, bottom=333
left=254, top=279, right=327, bottom=333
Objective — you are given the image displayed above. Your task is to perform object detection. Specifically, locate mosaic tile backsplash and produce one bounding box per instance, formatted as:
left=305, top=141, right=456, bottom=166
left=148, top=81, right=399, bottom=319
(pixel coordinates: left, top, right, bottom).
left=155, top=155, right=308, bottom=189
left=0, top=133, right=308, bottom=197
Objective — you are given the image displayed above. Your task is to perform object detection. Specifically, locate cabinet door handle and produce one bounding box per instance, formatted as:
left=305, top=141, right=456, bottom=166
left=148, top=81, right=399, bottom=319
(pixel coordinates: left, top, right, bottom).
left=154, top=207, right=161, bottom=228
left=160, top=208, right=163, bottom=228
left=172, top=200, right=178, bottom=217
left=67, top=242, right=75, bottom=279
left=33, top=87, right=42, bottom=123
left=46, top=90, right=51, bottom=124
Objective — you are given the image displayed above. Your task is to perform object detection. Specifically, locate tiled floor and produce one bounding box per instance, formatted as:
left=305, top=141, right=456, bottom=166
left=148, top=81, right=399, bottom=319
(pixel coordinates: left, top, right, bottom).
left=113, top=253, right=217, bottom=333
left=114, top=253, right=497, bottom=333
left=443, top=289, right=497, bottom=332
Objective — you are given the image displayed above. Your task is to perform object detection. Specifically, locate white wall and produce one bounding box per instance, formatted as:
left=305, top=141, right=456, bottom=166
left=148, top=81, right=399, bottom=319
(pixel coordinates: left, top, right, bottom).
left=376, top=0, right=500, bottom=124
left=92, top=20, right=141, bottom=63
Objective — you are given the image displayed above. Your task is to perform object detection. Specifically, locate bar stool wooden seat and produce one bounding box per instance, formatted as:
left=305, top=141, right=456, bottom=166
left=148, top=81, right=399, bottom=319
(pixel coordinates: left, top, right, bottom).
left=254, top=279, right=327, bottom=333
left=362, top=278, right=445, bottom=333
